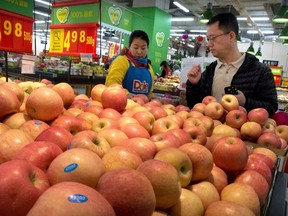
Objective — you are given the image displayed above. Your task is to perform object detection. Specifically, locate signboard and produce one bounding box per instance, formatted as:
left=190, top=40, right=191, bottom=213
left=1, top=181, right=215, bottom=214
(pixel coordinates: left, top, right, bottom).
left=263, top=60, right=279, bottom=67
left=49, top=0, right=99, bottom=57
left=269, top=66, right=283, bottom=87
left=0, top=0, right=33, bottom=54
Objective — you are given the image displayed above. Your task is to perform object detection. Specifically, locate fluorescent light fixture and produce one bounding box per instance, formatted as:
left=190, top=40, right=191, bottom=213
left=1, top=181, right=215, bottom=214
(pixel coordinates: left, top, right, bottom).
left=190, top=30, right=207, bottom=33
left=247, top=30, right=274, bottom=34
left=171, top=17, right=194, bottom=22
left=273, top=0, right=288, bottom=23
left=170, top=29, right=186, bottom=32
left=35, top=0, right=52, bottom=6
left=237, top=17, right=248, bottom=21
left=34, top=10, right=50, bottom=17
left=251, top=17, right=270, bottom=21
left=173, top=1, right=189, bottom=13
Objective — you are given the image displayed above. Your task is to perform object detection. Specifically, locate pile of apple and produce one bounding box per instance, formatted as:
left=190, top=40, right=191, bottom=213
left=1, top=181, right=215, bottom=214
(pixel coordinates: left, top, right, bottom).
left=0, top=79, right=287, bottom=216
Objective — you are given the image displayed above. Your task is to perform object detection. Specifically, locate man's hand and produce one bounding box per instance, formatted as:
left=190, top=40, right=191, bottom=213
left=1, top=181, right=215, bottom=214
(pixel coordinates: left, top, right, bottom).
left=235, top=90, right=246, bottom=106
left=187, top=64, right=202, bottom=84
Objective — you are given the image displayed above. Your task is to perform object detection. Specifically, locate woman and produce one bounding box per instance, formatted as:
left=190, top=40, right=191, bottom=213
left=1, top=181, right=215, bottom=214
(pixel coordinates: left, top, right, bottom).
left=160, top=60, right=172, bottom=78
left=105, top=30, right=154, bottom=99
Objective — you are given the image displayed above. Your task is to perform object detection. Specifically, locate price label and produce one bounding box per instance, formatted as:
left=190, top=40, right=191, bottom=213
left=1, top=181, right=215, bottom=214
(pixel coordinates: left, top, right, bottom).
left=49, top=24, right=98, bottom=56
left=0, top=9, right=33, bottom=54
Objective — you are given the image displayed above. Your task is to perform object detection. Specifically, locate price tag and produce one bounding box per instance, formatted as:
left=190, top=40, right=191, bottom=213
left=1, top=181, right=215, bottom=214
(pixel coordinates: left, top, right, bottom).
left=49, top=24, right=98, bottom=56
left=0, top=10, right=33, bottom=54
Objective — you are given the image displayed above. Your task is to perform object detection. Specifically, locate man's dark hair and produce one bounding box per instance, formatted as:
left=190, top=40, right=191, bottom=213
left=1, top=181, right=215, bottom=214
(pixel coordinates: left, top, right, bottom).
left=129, top=30, right=150, bottom=47
left=207, top=12, right=239, bottom=38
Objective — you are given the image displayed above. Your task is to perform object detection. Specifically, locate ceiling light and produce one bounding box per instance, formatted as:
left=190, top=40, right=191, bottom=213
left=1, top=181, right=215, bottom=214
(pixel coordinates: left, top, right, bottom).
left=199, top=3, right=213, bottom=24
left=173, top=2, right=189, bottom=13
left=247, top=42, right=255, bottom=54
left=273, top=0, right=288, bottom=23
left=171, top=17, right=194, bottom=22
left=190, top=30, right=207, bottom=33
left=251, top=17, right=270, bottom=21
left=237, top=17, right=248, bottom=21
left=279, top=24, right=288, bottom=39
left=170, top=29, right=186, bottom=32
left=247, top=30, right=274, bottom=34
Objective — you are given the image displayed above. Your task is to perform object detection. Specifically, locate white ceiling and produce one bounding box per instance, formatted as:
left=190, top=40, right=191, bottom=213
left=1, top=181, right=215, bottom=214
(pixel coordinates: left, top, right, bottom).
left=33, top=0, right=285, bottom=43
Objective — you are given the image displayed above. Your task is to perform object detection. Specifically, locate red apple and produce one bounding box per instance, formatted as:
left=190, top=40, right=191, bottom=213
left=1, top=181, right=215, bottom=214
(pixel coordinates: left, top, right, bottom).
left=83, top=104, right=103, bottom=116
left=69, top=98, right=89, bottom=110
left=120, top=137, right=157, bottom=161
left=152, top=117, right=179, bottom=135
left=247, top=107, right=269, bottom=126
left=154, top=147, right=192, bottom=187
left=47, top=148, right=105, bottom=188
left=220, top=182, right=260, bottom=216
left=257, top=131, right=282, bottom=149
left=134, top=93, right=149, bottom=103
left=98, top=128, right=128, bottom=148
left=0, top=160, right=50, bottom=216
left=90, top=83, right=107, bottom=102
left=51, top=115, right=84, bottom=135
left=63, top=107, right=83, bottom=117
left=253, top=147, right=277, bottom=164
left=120, top=123, right=150, bottom=139
left=205, top=134, right=227, bottom=152
left=35, top=126, right=73, bottom=151
left=25, top=87, right=64, bottom=122
left=101, top=146, right=143, bottom=172
left=27, top=181, right=116, bottom=216
left=74, top=93, right=89, bottom=100
left=137, top=159, right=181, bottom=210
left=192, top=102, right=206, bottom=114
left=149, top=106, right=168, bottom=120
left=189, top=110, right=204, bottom=117
left=220, top=94, right=239, bottom=111
left=183, top=126, right=207, bottom=145
left=164, top=128, right=192, bottom=145
left=225, top=109, right=247, bottom=129
left=0, top=123, right=10, bottom=135
left=96, top=169, right=156, bottom=216
left=0, top=129, right=33, bottom=163
left=69, top=130, right=111, bottom=158
left=166, top=114, right=184, bottom=128
left=202, top=95, right=217, bottom=105
left=212, top=124, right=238, bottom=137
left=101, top=85, right=127, bottom=112
left=19, top=119, right=50, bottom=140
left=132, top=111, right=155, bottom=134
left=176, top=110, right=191, bottom=121
left=275, top=125, right=288, bottom=142
left=212, top=136, right=249, bottom=172
left=248, top=152, right=276, bottom=173
left=240, top=121, right=262, bottom=142
left=92, top=117, right=119, bottom=132
left=98, top=107, right=122, bottom=120
left=175, top=104, right=190, bottom=112
left=205, top=165, right=228, bottom=194
left=150, top=132, right=181, bottom=151
left=0, top=85, right=20, bottom=120
left=1, top=81, right=25, bottom=104
left=2, top=112, right=32, bottom=129
left=179, top=143, right=214, bottom=182
left=52, top=82, right=75, bottom=108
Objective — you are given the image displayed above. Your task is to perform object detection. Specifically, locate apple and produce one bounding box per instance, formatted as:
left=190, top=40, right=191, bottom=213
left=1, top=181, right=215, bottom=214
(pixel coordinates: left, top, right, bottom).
left=165, top=114, right=184, bottom=128
left=74, top=93, right=90, bottom=100
left=150, top=132, right=181, bottom=151
left=90, top=83, right=107, bottom=102
left=76, top=111, right=99, bottom=129
left=98, top=128, right=128, bottom=148
left=257, top=131, right=282, bottom=149
left=275, top=125, right=288, bottom=142
left=96, top=169, right=156, bottom=216
left=2, top=112, right=32, bottom=129
left=212, top=136, right=249, bottom=172
left=204, top=102, right=224, bottom=120
left=47, top=148, right=105, bottom=188
left=271, top=111, right=288, bottom=126
left=51, top=115, right=85, bottom=135
left=13, top=140, right=63, bottom=171
left=19, top=119, right=50, bottom=140
left=101, top=146, right=143, bottom=172
left=40, top=78, right=52, bottom=85
left=247, top=107, right=269, bottom=126
left=83, top=104, right=103, bottom=116
left=101, top=85, right=127, bottom=112
left=63, top=107, right=83, bottom=117
left=149, top=106, right=168, bottom=120
left=202, top=95, right=217, bottom=105
left=25, top=87, right=64, bottom=122
left=69, top=98, right=89, bottom=110
left=186, top=181, right=220, bottom=210
left=205, top=165, right=228, bottom=194
left=0, top=84, right=20, bottom=120
left=204, top=200, right=255, bottom=216
left=220, top=94, right=239, bottom=111
left=189, top=110, right=204, bottom=117
left=175, top=104, right=190, bottom=112
left=253, top=147, right=277, bottom=164
left=137, top=159, right=181, bottom=210
left=183, top=126, right=207, bottom=145
left=0, top=123, right=10, bottom=135
left=119, top=137, right=157, bottom=161
left=35, top=126, right=73, bottom=151
left=162, top=105, right=176, bottom=116
left=120, top=123, right=150, bottom=139
left=280, top=137, right=288, bottom=149
left=220, top=182, right=261, bottom=216
left=152, top=117, right=179, bottom=135
left=240, top=121, right=262, bottom=142
left=149, top=98, right=163, bottom=107
left=132, top=111, right=155, bottom=134
left=192, top=102, right=206, bottom=114
left=154, top=147, right=192, bottom=187
left=52, top=82, right=75, bottom=108
left=124, top=98, right=140, bottom=110
left=212, top=124, right=238, bottom=137
left=225, top=109, right=247, bottom=129
left=164, top=128, right=192, bottom=145
left=134, top=93, right=149, bottom=103
left=131, top=96, right=145, bottom=106
left=168, top=188, right=204, bottom=216
left=1, top=81, right=25, bottom=104
left=27, top=181, right=116, bottom=216
left=179, top=143, right=214, bottom=182
left=248, top=153, right=276, bottom=174
left=0, top=159, right=50, bottom=216
left=0, top=129, right=33, bottom=163
left=92, top=117, right=119, bottom=132
left=234, top=169, right=269, bottom=206
left=176, top=110, right=191, bottom=121
left=205, top=134, right=227, bottom=152
left=117, top=116, right=139, bottom=130
left=69, top=130, right=111, bottom=158
left=98, top=107, right=122, bottom=120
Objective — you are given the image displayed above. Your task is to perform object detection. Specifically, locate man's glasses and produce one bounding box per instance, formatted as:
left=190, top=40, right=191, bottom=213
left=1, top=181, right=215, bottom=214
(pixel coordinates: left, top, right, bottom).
left=206, top=32, right=229, bottom=42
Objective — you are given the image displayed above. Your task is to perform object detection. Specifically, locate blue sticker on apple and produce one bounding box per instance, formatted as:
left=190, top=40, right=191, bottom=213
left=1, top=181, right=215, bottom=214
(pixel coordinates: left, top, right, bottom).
left=68, top=194, right=88, bottom=203
left=34, top=121, right=42, bottom=125
left=64, top=163, right=78, bottom=172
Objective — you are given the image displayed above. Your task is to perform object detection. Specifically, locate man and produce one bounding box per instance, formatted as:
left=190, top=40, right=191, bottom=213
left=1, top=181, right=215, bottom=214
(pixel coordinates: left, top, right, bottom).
left=186, top=12, right=278, bottom=116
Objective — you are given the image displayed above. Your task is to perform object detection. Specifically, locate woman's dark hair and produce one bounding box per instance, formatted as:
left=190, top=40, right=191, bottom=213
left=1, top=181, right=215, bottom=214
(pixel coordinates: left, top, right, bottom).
left=129, top=30, right=150, bottom=47
left=207, top=12, right=239, bottom=38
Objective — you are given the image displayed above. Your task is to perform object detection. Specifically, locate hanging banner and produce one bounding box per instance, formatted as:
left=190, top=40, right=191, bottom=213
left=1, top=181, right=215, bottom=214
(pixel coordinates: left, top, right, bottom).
left=0, top=0, right=34, bottom=54
left=49, top=0, right=99, bottom=57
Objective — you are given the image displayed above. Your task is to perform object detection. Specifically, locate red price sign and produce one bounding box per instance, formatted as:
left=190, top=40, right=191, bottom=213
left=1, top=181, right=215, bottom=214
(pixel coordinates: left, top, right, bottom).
left=0, top=9, right=33, bottom=54
left=49, top=23, right=98, bottom=57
